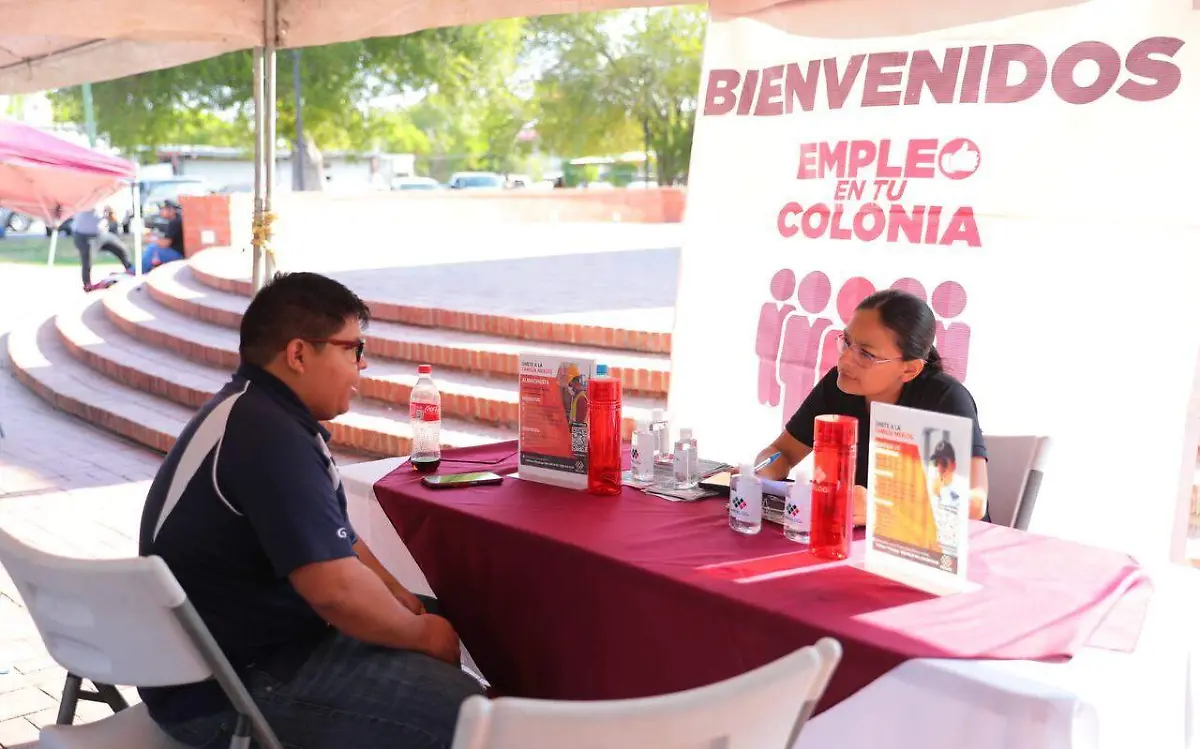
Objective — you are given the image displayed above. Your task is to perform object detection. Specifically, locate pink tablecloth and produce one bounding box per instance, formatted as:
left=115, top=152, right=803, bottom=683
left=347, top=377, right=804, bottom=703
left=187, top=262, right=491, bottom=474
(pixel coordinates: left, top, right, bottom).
left=374, top=441, right=1151, bottom=712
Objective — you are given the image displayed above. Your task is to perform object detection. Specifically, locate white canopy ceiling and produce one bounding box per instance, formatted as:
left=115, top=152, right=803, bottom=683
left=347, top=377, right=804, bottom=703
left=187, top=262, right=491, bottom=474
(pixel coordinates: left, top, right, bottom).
left=0, top=0, right=777, bottom=94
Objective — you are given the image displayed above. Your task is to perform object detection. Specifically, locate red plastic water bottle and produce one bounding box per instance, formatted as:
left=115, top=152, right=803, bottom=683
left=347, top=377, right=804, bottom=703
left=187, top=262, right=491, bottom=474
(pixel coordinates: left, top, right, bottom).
left=810, top=414, right=858, bottom=560
left=587, top=364, right=622, bottom=495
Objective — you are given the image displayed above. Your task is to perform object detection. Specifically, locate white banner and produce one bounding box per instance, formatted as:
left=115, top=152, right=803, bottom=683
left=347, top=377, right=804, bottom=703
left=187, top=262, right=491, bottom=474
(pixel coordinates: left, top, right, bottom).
left=670, top=0, right=1200, bottom=561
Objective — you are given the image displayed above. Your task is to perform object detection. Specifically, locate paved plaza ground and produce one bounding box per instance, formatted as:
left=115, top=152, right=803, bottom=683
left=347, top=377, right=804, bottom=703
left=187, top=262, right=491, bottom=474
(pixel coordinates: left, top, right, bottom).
left=0, top=263, right=158, bottom=747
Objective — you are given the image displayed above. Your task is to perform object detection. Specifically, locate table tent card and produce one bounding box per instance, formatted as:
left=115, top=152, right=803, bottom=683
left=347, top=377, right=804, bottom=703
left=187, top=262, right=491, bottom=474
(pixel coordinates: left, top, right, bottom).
left=865, top=402, right=976, bottom=596
left=517, top=353, right=596, bottom=490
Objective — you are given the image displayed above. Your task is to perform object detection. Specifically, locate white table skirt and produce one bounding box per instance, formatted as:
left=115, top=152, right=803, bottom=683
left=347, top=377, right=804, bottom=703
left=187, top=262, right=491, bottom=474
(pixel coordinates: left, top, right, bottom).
left=342, top=459, right=1200, bottom=749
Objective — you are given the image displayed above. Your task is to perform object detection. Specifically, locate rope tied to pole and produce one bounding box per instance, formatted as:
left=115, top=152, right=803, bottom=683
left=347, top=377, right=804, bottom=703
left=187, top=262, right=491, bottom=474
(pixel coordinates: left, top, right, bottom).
left=251, top=210, right=277, bottom=261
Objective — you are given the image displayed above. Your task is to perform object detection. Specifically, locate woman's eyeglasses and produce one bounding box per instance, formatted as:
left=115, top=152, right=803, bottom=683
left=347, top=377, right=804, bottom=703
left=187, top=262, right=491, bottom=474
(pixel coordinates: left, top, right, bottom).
left=306, top=338, right=366, bottom=362
left=835, top=333, right=902, bottom=366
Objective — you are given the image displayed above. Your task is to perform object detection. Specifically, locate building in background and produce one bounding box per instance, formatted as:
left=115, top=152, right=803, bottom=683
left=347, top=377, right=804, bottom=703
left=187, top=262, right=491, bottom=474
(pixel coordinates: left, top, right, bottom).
left=151, top=145, right=417, bottom=194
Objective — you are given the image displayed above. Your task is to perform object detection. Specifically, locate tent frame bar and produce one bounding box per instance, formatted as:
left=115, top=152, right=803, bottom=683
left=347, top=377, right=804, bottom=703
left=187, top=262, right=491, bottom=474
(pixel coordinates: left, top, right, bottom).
left=252, top=0, right=278, bottom=291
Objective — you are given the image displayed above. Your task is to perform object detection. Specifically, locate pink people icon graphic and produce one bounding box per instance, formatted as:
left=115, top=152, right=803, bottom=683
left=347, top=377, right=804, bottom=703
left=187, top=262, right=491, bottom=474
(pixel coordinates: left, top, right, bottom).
left=938, top=138, right=981, bottom=180
left=777, top=271, right=833, bottom=423
left=816, top=276, right=876, bottom=379
left=890, top=277, right=927, bottom=302
left=756, top=269, right=798, bottom=407
left=931, top=281, right=971, bottom=382
left=760, top=269, right=974, bottom=425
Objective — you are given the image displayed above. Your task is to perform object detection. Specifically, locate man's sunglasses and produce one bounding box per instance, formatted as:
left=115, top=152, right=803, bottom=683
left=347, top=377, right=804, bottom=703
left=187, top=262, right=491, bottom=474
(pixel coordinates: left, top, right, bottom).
left=306, top=338, right=366, bottom=362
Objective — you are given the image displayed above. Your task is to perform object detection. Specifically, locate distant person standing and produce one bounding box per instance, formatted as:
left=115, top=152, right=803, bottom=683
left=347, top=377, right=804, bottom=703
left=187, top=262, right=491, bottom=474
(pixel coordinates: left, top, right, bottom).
left=73, top=205, right=133, bottom=292
left=141, top=200, right=186, bottom=274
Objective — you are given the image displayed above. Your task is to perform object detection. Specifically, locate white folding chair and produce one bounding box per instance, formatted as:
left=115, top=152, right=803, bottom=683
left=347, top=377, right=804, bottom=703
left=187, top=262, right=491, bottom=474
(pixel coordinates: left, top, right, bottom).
left=0, top=527, right=283, bottom=749
left=983, top=435, right=1052, bottom=530
left=450, top=637, right=842, bottom=749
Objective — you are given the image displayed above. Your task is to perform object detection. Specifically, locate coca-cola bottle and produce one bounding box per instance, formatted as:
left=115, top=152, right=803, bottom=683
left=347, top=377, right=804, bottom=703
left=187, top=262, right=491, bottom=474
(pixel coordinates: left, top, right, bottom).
left=409, top=364, right=441, bottom=473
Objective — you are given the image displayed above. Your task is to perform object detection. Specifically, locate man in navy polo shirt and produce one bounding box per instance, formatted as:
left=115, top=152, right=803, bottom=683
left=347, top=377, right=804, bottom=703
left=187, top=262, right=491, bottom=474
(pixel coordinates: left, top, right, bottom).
left=139, top=272, right=481, bottom=748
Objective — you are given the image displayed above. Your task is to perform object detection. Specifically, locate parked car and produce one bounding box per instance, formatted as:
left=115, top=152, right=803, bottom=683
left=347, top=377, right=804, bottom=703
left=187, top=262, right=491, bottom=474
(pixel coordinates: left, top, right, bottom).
left=0, top=208, right=32, bottom=233
left=120, top=177, right=211, bottom=233
left=391, top=176, right=440, bottom=191
left=446, top=172, right=505, bottom=190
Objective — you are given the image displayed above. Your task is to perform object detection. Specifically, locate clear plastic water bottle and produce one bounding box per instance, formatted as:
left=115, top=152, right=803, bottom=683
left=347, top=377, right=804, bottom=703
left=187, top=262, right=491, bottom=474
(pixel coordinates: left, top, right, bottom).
left=784, top=469, right=812, bottom=543
left=650, top=408, right=672, bottom=464
left=673, top=427, right=699, bottom=489
left=409, top=364, right=441, bottom=473
left=631, top=419, right=656, bottom=483
left=729, top=464, right=762, bottom=535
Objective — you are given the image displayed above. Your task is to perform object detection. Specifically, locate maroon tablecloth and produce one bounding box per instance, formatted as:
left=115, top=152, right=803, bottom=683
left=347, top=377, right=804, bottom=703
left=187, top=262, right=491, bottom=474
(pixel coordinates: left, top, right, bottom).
left=374, top=440, right=1151, bottom=712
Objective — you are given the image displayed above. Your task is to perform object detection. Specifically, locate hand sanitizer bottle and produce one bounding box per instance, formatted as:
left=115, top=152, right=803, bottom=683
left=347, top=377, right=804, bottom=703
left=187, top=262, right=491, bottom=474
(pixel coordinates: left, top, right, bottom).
left=784, top=469, right=812, bottom=543
left=673, top=427, right=699, bottom=489
left=650, top=409, right=671, bottom=464
left=631, top=420, right=656, bottom=483
left=729, top=464, right=762, bottom=535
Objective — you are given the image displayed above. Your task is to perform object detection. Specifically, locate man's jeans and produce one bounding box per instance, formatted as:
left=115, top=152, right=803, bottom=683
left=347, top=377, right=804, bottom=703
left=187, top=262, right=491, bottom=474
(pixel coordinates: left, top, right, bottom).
left=161, top=603, right=483, bottom=749
left=141, top=241, right=184, bottom=274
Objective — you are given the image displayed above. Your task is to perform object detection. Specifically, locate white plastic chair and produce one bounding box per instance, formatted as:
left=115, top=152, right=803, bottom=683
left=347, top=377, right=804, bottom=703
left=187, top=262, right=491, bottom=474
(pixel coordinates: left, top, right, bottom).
left=0, top=526, right=283, bottom=749
left=983, top=435, right=1052, bottom=530
left=450, top=637, right=842, bottom=749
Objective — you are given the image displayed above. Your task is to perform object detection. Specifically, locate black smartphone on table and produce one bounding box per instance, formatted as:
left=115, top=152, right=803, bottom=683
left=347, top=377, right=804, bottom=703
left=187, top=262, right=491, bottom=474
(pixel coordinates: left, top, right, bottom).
left=421, top=471, right=504, bottom=489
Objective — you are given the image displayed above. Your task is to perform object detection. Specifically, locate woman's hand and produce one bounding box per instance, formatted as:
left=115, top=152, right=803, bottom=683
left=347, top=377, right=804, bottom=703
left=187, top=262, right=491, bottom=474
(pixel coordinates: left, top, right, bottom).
left=852, top=485, right=868, bottom=526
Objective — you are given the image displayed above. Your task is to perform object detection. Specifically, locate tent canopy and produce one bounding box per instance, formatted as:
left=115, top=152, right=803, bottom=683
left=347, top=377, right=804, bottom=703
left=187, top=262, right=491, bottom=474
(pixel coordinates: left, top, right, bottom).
left=0, top=0, right=759, bottom=94
left=0, top=119, right=135, bottom=224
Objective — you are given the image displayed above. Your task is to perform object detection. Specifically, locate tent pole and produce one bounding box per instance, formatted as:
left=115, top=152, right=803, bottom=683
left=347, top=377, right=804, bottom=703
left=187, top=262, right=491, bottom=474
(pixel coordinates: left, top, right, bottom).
left=132, top=174, right=143, bottom=277
left=263, top=0, right=278, bottom=281
left=252, top=47, right=266, bottom=291
left=46, top=225, right=59, bottom=267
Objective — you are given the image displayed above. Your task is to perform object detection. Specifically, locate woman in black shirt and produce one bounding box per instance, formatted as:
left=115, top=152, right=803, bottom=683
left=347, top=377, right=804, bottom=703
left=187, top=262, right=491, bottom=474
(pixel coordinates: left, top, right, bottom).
left=756, top=289, right=990, bottom=520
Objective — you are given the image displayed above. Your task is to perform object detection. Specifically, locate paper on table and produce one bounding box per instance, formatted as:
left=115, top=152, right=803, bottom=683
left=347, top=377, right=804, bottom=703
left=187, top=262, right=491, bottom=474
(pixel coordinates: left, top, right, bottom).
left=730, top=474, right=793, bottom=498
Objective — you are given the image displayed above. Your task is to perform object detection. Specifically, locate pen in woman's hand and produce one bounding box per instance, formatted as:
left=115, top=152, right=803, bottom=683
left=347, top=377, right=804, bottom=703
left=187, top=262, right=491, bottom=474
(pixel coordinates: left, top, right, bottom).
left=754, top=451, right=782, bottom=473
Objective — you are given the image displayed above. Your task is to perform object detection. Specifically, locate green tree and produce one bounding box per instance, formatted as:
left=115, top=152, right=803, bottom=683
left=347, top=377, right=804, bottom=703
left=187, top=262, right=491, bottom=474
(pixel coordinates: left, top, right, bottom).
left=48, top=21, right=526, bottom=156
left=527, top=6, right=706, bottom=185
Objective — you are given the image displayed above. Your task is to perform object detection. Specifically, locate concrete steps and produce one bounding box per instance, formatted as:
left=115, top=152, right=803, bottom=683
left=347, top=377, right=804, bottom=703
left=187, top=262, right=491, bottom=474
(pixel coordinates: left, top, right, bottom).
left=189, top=246, right=674, bottom=355
left=145, top=262, right=672, bottom=396
left=10, top=314, right=201, bottom=455
left=56, top=297, right=510, bottom=456
left=12, top=249, right=672, bottom=460
left=102, top=279, right=662, bottom=437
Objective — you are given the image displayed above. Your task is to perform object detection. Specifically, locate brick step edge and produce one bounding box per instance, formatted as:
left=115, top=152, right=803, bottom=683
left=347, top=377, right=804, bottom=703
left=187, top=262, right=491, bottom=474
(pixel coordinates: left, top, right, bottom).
left=102, top=291, right=647, bottom=440
left=189, top=255, right=673, bottom=355
left=60, top=305, right=461, bottom=458
left=143, top=274, right=670, bottom=396
left=100, top=292, right=521, bottom=429
left=9, top=319, right=181, bottom=455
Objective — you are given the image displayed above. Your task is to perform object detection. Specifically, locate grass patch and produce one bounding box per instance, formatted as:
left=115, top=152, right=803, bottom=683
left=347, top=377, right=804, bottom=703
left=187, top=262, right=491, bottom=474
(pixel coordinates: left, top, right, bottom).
left=0, top=234, right=120, bottom=267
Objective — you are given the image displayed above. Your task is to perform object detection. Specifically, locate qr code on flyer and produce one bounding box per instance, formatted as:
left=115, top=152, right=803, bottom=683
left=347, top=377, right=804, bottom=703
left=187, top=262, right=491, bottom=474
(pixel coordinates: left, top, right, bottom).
left=571, top=424, right=588, bottom=455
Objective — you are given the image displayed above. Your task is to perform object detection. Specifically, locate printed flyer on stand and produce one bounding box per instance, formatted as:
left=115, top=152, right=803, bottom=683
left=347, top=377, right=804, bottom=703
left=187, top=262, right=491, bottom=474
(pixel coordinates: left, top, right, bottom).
left=865, top=402, right=974, bottom=595
left=518, top=353, right=596, bottom=490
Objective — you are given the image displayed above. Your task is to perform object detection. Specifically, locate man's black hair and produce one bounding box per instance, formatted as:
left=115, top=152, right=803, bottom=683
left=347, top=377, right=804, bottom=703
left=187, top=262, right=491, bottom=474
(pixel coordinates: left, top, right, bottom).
left=239, top=272, right=370, bottom=367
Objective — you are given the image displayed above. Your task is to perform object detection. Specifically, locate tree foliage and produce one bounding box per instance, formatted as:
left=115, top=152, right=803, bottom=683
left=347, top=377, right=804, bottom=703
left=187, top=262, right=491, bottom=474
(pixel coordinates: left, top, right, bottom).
left=48, top=9, right=707, bottom=184
left=526, top=6, right=706, bottom=184
left=49, top=21, right=525, bottom=155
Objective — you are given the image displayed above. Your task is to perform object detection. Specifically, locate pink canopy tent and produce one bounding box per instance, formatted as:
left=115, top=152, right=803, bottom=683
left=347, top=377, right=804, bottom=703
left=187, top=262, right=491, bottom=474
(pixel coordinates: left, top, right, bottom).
left=0, top=119, right=135, bottom=226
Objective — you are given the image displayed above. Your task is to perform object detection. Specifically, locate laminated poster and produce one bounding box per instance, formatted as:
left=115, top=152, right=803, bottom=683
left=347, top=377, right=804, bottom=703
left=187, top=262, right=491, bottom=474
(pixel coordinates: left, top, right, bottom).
left=866, top=402, right=976, bottom=595
left=518, top=353, right=596, bottom=490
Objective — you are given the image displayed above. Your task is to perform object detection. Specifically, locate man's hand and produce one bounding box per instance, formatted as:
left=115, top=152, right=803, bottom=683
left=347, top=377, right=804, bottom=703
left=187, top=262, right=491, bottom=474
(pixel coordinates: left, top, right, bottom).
left=354, top=538, right=424, bottom=615
left=391, top=584, right=426, bottom=616
left=417, top=614, right=462, bottom=665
